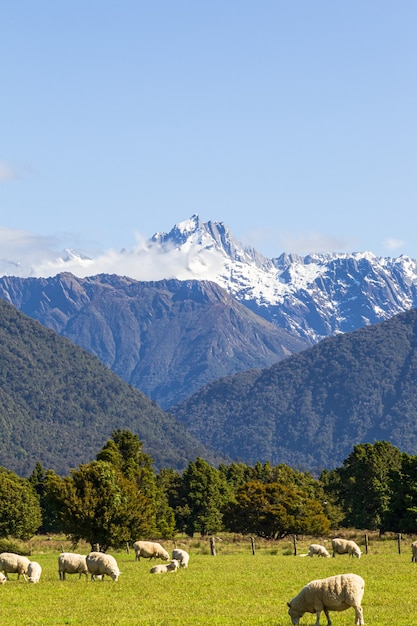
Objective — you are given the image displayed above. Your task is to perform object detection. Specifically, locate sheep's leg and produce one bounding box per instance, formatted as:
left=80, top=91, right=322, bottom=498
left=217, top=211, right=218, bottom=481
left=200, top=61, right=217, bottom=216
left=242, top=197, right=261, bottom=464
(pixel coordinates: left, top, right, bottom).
left=321, top=608, right=332, bottom=626
left=314, top=610, right=323, bottom=626
left=354, top=605, right=364, bottom=625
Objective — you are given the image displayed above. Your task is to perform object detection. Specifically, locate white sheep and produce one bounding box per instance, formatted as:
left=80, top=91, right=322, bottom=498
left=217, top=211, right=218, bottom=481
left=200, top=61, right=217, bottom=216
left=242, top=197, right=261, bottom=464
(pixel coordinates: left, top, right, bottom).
left=0, top=552, right=31, bottom=581
left=86, top=552, right=121, bottom=581
left=287, top=573, right=365, bottom=625
left=133, top=540, right=169, bottom=562
left=172, top=548, right=190, bottom=568
left=308, top=544, right=331, bottom=558
left=28, top=561, right=42, bottom=583
left=331, top=538, right=362, bottom=559
left=58, top=552, right=88, bottom=580
left=0, top=572, right=6, bottom=584
left=150, top=559, right=179, bottom=574
left=411, top=540, right=417, bottom=562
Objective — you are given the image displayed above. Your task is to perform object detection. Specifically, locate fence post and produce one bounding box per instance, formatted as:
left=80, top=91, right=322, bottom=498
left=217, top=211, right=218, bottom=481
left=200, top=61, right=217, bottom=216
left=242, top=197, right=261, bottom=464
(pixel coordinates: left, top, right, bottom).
left=293, top=535, right=297, bottom=556
left=365, top=534, right=368, bottom=555
left=398, top=533, right=401, bottom=554
left=210, top=537, right=216, bottom=556
left=250, top=537, right=255, bottom=555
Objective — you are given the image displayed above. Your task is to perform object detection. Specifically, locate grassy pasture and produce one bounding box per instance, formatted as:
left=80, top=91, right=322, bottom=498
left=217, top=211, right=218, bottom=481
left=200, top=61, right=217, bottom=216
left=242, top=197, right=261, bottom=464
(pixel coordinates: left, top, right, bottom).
left=1, top=534, right=417, bottom=625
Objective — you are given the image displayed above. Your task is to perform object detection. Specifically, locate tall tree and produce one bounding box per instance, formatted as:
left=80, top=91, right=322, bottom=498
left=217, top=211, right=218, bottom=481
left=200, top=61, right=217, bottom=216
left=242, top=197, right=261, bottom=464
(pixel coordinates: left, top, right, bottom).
left=223, top=480, right=330, bottom=539
left=29, top=462, right=61, bottom=533
left=46, top=460, right=154, bottom=550
left=327, top=441, right=402, bottom=530
left=97, top=430, right=175, bottom=537
left=176, top=458, right=231, bottom=536
left=385, top=453, right=417, bottom=532
left=0, top=467, right=42, bottom=539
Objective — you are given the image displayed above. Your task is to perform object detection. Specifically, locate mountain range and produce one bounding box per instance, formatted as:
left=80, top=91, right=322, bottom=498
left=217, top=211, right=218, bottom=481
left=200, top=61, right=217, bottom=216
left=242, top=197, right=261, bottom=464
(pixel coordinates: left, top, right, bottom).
left=2, top=215, right=417, bottom=474
left=2, top=215, right=417, bottom=407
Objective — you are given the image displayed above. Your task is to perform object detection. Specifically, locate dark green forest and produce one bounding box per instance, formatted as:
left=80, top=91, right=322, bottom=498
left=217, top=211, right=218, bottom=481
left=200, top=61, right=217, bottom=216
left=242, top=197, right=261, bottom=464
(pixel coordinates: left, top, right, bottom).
left=172, top=306, right=417, bottom=470
left=2, top=434, right=417, bottom=548
left=0, top=298, right=222, bottom=475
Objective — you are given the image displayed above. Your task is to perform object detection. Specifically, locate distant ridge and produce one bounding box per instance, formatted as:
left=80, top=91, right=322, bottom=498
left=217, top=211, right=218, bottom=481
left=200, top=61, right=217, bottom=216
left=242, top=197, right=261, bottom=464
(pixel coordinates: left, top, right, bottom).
left=171, top=306, right=417, bottom=472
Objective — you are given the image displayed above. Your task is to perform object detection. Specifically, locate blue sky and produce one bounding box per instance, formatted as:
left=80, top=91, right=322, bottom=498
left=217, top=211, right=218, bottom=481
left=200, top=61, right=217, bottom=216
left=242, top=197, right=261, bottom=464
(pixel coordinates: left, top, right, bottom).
left=1, top=1, right=416, bottom=268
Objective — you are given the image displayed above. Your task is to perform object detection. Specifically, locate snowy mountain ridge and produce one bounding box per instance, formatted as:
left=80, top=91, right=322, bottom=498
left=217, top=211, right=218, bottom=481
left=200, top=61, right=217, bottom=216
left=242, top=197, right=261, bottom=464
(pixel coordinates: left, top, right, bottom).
left=151, top=215, right=417, bottom=343
left=3, top=213, right=417, bottom=344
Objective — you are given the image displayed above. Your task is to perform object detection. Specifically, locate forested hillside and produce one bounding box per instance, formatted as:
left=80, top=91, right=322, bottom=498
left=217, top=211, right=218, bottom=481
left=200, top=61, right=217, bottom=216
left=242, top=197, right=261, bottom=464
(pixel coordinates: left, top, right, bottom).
left=171, top=307, right=417, bottom=472
left=0, top=273, right=307, bottom=407
left=0, top=298, right=223, bottom=476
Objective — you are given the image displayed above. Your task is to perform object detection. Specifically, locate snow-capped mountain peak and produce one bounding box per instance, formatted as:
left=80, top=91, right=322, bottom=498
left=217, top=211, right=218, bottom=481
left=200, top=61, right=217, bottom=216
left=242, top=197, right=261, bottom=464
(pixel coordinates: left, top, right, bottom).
left=2, top=214, right=417, bottom=344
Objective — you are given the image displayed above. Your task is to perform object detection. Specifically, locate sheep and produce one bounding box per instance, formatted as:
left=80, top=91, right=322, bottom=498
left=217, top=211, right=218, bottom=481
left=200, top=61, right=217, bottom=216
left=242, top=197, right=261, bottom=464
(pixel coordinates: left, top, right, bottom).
left=172, top=548, right=190, bottom=568
left=411, top=540, right=417, bottom=562
left=27, top=561, right=42, bottom=583
left=133, top=540, right=169, bottom=562
left=58, top=552, right=88, bottom=581
left=0, top=552, right=31, bottom=581
left=331, top=538, right=362, bottom=559
left=150, top=559, right=179, bottom=574
left=86, top=552, right=121, bottom=581
left=0, top=572, right=6, bottom=584
left=287, top=573, right=365, bottom=626
left=308, top=544, right=331, bottom=558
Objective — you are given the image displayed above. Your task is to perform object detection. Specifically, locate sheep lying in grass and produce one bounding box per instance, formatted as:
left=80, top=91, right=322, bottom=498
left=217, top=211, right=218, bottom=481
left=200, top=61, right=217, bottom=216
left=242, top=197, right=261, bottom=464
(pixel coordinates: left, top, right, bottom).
left=287, top=573, right=365, bottom=626
left=28, top=561, right=42, bottom=583
left=0, top=552, right=31, bottom=581
left=86, top=552, right=121, bottom=581
left=411, top=540, right=417, bottom=562
left=172, top=548, right=189, bottom=568
left=133, top=540, right=169, bottom=562
left=308, top=544, right=331, bottom=558
left=58, top=553, right=88, bottom=580
left=331, top=538, right=362, bottom=559
left=150, top=559, right=179, bottom=574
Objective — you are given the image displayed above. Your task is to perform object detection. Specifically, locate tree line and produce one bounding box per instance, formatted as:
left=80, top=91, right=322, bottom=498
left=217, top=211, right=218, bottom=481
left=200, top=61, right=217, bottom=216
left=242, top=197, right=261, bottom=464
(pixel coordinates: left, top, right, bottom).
left=1, top=433, right=416, bottom=549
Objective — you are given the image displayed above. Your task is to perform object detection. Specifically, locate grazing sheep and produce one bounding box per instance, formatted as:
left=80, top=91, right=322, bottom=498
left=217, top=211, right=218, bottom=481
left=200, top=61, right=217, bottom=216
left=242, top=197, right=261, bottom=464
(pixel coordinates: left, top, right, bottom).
left=0, top=572, right=6, bottom=584
left=331, top=538, right=362, bottom=559
left=0, top=552, right=31, bottom=581
left=172, top=548, right=190, bottom=568
left=411, top=540, right=417, bottom=562
left=308, top=544, right=331, bottom=558
left=58, top=553, right=88, bottom=580
left=150, top=559, right=179, bottom=574
left=133, top=540, right=169, bottom=562
left=28, top=561, right=42, bottom=583
left=86, top=552, right=121, bottom=581
left=287, top=573, right=365, bottom=626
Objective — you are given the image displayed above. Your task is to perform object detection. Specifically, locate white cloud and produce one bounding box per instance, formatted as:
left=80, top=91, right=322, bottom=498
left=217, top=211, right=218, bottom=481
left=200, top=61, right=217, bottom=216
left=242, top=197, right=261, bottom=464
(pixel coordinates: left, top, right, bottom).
left=0, top=161, right=38, bottom=183
left=0, top=227, right=225, bottom=281
left=384, top=237, right=404, bottom=251
left=0, top=162, right=18, bottom=182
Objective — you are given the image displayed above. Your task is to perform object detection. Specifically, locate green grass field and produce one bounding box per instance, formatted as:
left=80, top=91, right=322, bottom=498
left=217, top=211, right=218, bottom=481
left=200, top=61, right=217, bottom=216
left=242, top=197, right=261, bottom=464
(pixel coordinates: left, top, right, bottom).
left=1, top=534, right=416, bottom=625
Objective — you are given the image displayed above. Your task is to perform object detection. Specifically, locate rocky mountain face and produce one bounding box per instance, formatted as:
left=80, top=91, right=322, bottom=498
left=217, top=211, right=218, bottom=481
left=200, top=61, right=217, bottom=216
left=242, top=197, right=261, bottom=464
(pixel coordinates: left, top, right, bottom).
left=0, top=273, right=307, bottom=408
left=1, top=215, right=417, bottom=407
left=151, top=215, right=417, bottom=344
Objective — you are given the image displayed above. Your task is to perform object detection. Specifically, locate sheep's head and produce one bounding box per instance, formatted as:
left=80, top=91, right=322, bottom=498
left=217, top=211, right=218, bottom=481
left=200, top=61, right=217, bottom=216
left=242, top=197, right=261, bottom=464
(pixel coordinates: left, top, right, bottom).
left=287, top=602, right=301, bottom=625
left=170, top=559, right=180, bottom=571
